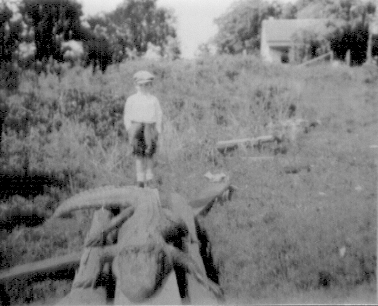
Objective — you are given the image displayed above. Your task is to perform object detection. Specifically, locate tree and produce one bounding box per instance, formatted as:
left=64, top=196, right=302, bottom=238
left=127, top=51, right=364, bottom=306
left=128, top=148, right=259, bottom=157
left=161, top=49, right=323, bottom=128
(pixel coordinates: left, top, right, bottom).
left=18, top=0, right=115, bottom=73
left=85, top=14, right=130, bottom=64
left=19, top=0, right=83, bottom=64
left=84, top=35, right=112, bottom=73
left=0, top=2, right=22, bottom=90
left=294, top=0, right=377, bottom=65
left=328, top=0, right=376, bottom=64
left=107, top=0, right=179, bottom=57
left=213, top=0, right=292, bottom=54
left=0, top=1, right=24, bottom=151
left=292, top=26, right=331, bottom=62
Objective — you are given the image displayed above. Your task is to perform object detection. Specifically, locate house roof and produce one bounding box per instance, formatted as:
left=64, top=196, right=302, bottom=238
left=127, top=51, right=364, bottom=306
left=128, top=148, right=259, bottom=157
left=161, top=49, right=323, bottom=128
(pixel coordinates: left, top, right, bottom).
left=263, top=19, right=327, bottom=46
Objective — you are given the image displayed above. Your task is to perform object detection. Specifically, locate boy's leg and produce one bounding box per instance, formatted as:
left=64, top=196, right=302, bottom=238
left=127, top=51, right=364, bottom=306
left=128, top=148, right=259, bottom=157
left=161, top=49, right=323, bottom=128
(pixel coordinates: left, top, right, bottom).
left=145, top=157, right=154, bottom=187
left=144, top=124, right=152, bottom=154
left=135, top=157, right=145, bottom=187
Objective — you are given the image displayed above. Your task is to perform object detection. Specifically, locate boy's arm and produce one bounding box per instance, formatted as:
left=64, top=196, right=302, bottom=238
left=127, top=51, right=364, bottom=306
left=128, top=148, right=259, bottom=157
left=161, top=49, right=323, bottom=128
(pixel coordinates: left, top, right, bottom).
left=123, top=99, right=132, bottom=131
left=155, top=98, right=163, bottom=134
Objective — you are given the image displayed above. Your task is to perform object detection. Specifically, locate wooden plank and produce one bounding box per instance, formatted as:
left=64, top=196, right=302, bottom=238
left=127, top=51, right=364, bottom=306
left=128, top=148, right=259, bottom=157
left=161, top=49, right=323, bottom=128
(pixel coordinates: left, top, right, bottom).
left=58, top=193, right=182, bottom=305
left=170, top=193, right=219, bottom=305
left=1, top=186, right=229, bottom=304
left=53, top=209, right=113, bottom=304
left=0, top=211, right=113, bottom=305
left=0, top=211, right=111, bottom=285
left=110, top=189, right=182, bottom=305
left=299, top=51, right=333, bottom=67
left=0, top=252, right=82, bottom=283
left=188, top=182, right=231, bottom=216
left=71, top=209, right=112, bottom=289
left=216, top=135, right=277, bottom=153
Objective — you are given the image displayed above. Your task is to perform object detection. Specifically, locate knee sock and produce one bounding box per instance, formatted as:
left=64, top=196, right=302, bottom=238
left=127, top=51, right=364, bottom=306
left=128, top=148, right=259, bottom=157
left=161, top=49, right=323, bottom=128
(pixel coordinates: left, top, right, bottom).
left=145, top=158, right=154, bottom=181
left=135, top=158, right=145, bottom=182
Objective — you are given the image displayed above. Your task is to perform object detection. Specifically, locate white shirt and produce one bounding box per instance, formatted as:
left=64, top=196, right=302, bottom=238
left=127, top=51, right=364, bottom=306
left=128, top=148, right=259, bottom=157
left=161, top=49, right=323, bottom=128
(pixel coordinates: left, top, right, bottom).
left=123, top=92, right=163, bottom=133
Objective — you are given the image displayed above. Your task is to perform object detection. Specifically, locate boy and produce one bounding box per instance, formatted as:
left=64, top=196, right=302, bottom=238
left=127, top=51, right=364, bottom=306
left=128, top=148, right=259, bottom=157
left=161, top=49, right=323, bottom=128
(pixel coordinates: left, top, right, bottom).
left=123, top=70, right=163, bottom=188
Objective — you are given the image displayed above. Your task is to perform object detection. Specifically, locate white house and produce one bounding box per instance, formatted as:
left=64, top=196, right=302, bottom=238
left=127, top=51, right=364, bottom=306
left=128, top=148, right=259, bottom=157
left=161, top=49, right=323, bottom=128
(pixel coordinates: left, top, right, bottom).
left=260, top=18, right=327, bottom=63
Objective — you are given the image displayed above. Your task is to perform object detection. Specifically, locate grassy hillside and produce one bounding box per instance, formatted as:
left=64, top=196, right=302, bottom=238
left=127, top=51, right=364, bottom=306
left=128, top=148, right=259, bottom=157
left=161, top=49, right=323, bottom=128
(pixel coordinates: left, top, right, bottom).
left=0, top=56, right=376, bottom=304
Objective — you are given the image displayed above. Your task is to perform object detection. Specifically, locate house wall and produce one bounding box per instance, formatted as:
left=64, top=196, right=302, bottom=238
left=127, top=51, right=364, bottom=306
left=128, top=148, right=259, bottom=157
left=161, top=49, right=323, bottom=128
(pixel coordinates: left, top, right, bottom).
left=260, top=20, right=273, bottom=63
left=261, top=20, right=293, bottom=63
left=270, top=47, right=287, bottom=63
left=262, top=45, right=291, bottom=63
left=260, top=20, right=273, bottom=62
left=261, top=18, right=328, bottom=64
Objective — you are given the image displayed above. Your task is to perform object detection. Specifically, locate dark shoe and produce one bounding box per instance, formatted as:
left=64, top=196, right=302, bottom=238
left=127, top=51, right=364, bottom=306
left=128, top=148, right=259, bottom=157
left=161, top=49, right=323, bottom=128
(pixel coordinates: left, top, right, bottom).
left=137, top=182, right=144, bottom=188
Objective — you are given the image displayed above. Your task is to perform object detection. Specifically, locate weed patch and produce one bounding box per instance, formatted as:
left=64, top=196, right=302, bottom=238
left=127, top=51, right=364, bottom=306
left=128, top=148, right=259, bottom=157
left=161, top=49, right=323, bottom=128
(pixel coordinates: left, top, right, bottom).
left=0, top=56, right=376, bottom=304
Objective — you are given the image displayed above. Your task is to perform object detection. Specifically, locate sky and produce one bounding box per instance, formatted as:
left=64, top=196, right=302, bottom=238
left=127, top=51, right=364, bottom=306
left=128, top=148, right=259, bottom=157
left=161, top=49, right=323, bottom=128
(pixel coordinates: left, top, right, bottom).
left=78, top=0, right=293, bottom=58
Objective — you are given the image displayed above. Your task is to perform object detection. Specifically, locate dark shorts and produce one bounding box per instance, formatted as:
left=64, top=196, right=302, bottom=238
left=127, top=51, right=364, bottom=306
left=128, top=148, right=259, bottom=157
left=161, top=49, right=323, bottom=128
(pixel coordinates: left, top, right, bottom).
left=132, top=123, right=157, bottom=158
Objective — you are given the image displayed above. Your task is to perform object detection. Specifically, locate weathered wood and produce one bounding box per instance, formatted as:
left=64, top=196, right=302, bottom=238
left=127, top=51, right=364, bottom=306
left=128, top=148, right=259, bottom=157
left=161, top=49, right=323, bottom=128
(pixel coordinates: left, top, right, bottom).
left=174, top=181, right=236, bottom=303
left=62, top=187, right=222, bottom=304
left=283, top=164, right=311, bottom=174
left=71, top=209, right=112, bottom=289
left=53, top=209, right=114, bottom=305
left=86, top=188, right=222, bottom=304
left=170, top=193, right=220, bottom=305
left=1, top=186, right=229, bottom=305
left=52, top=186, right=147, bottom=218
left=104, top=188, right=183, bottom=304
left=0, top=212, right=113, bottom=285
left=188, top=181, right=235, bottom=216
left=216, top=135, right=277, bottom=153
left=84, top=206, right=135, bottom=247
left=298, top=51, right=333, bottom=67
left=0, top=252, right=82, bottom=283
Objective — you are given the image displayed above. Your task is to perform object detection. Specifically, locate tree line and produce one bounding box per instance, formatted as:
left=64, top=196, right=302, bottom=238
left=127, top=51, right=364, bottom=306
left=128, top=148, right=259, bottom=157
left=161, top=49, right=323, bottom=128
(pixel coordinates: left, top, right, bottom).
left=211, top=0, right=377, bottom=65
left=0, top=0, right=179, bottom=90
left=0, top=0, right=376, bottom=92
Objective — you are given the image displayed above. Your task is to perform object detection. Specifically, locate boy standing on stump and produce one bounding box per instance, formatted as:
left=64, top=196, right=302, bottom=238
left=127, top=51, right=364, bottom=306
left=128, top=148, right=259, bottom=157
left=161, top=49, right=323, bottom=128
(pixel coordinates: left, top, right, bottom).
left=124, top=70, right=163, bottom=188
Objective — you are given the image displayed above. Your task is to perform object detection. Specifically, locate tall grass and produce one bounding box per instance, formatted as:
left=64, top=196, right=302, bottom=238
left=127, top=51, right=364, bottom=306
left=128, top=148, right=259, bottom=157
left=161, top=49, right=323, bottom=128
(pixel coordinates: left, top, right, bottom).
left=0, top=55, right=376, bottom=304
left=201, top=130, right=376, bottom=299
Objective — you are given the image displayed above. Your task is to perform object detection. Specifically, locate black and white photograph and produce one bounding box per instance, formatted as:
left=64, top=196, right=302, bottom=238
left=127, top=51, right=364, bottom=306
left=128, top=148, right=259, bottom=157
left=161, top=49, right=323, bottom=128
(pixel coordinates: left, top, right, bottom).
left=0, top=0, right=376, bottom=304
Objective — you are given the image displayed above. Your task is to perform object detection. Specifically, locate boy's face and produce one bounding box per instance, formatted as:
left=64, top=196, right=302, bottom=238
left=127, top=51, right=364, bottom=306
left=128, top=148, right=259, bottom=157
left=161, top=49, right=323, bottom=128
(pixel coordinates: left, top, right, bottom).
left=136, top=81, right=153, bottom=93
